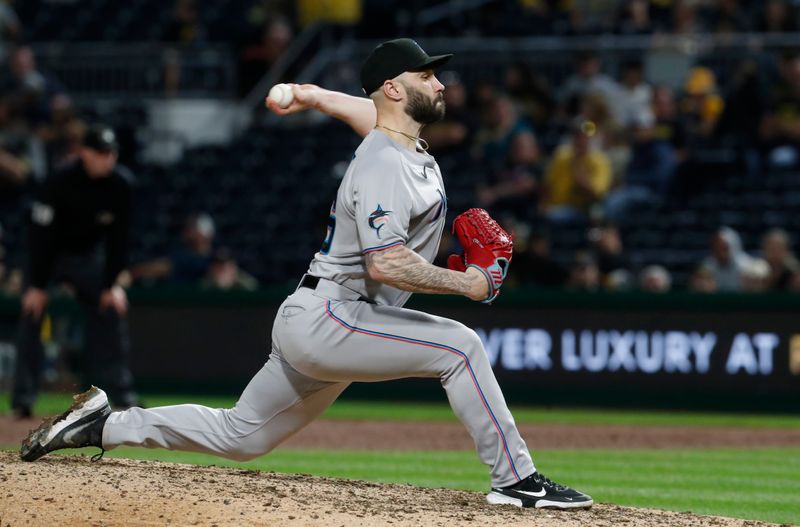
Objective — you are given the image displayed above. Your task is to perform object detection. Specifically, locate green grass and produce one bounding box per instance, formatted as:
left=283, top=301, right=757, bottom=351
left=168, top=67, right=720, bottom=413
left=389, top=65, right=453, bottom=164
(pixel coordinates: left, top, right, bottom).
left=5, top=446, right=793, bottom=525
left=3, top=392, right=800, bottom=428
left=3, top=394, right=799, bottom=524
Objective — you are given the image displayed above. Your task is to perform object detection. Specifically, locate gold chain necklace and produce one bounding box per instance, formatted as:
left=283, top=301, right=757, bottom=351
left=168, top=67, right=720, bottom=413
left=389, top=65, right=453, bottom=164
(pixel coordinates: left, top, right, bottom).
left=375, top=125, right=429, bottom=152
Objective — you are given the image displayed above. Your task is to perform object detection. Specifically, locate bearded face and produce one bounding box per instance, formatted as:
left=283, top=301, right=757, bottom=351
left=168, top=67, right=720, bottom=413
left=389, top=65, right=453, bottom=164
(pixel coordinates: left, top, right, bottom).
left=403, top=84, right=446, bottom=124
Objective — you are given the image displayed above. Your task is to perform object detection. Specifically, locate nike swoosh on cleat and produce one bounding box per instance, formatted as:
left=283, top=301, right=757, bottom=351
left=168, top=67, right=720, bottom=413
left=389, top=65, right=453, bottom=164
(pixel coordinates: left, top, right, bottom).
left=43, top=391, right=108, bottom=443
left=517, top=489, right=547, bottom=498
left=62, top=422, right=92, bottom=446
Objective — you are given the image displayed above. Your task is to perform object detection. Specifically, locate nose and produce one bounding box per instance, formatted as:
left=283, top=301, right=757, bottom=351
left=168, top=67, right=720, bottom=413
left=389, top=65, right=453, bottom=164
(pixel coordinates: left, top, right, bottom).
left=432, top=75, right=445, bottom=93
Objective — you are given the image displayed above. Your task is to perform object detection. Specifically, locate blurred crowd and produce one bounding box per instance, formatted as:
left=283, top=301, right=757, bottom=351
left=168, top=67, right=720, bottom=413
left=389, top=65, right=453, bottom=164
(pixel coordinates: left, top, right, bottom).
left=0, top=2, right=74, bottom=294
left=0, top=0, right=261, bottom=294
left=423, top=46, right=800, bottom=293
left=475, top=0, right=800, bottom=37
left=4, top=0, right=800, bottom=294
left=492, top=223, right=800, bottom=294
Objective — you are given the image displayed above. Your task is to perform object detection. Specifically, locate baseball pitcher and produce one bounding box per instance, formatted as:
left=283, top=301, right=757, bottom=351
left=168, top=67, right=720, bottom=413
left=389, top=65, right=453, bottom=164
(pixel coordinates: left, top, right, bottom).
left=20, top=39, right=592, bottom=510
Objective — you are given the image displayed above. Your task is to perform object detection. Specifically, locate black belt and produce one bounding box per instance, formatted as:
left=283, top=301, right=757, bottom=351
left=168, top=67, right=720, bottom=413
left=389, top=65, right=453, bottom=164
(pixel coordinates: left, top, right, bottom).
left=299, top=274, right=320, bottom=290
left=297, top=274, right=373, bottom=303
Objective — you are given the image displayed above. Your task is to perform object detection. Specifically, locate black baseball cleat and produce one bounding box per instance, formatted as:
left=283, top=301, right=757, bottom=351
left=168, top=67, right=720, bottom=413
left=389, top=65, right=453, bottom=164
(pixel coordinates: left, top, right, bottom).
left=20, top=386, right=111, bottom=462
left=487, top=472, right=593, bottom=509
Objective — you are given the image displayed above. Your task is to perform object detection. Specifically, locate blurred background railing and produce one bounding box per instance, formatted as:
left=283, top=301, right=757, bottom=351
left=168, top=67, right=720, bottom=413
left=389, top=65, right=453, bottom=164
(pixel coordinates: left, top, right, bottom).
left=31, top=43, right=237, bottom=100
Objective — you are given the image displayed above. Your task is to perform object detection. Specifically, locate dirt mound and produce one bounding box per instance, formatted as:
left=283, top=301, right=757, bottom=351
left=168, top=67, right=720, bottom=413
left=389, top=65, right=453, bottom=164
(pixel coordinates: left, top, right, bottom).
left=0, top=452, right=778, bottom=527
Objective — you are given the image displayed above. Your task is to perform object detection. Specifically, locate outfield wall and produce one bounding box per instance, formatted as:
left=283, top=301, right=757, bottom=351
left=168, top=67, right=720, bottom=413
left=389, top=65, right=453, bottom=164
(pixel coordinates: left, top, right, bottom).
left=1, top=287, right=798, bottom=411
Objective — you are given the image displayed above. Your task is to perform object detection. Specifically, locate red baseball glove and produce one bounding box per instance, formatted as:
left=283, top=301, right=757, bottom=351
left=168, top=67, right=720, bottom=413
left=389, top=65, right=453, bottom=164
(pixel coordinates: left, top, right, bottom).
left=447, top=208, right=513, bottom=303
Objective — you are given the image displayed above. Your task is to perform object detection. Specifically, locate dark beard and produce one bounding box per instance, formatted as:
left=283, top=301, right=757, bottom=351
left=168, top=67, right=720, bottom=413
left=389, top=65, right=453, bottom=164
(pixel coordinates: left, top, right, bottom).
left=404, top=86, right=445, bottom=125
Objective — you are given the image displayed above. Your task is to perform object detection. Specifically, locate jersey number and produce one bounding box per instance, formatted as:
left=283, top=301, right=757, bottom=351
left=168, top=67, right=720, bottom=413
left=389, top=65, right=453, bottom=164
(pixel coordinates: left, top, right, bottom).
left=320, top=199, right=336, bottom=254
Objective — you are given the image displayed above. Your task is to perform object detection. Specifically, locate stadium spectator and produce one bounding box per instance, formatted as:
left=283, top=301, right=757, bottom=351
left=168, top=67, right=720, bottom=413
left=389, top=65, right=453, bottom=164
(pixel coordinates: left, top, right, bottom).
left=689, top=263, right=718, bottom=293
left=563, top=0, right=618, bottom=34
left=741, top=258, right=771, bottom=292
left=559, top=51, right=624, bottom=124
left=238, top=17, right=294, bottom=96
left=45, top=115, right=86, bottom=172
left=760, top=52, right=800, bottom=168
left=617, top=59, right=653, bottom=128
left=471, top=81, right=497, bottom=113
left=422, top=71, right=475, bottom=153
left=541, top=118, right=612, bottom=223
left=605, top=268, right=634, bottom=291
left=755, top=0, right=798, bottom=33
left=680, top=66, right=724, bottom=145
left=648, top=0, right=678, bottom=31
left=705, top=0, right=748, bottom=34
left=508, top=230, right=569, bottom=287
left=0, top=0, right=20, bottom=61
left=503, top=62, right=555, bottom=130
left=587, top=222, right=629, bottom=281
left=761, top=228, right=799, bottom=291
left=161, top=0, right=208, bottom=95
left=671, top=0, right=705, bottom=34
left=671, top=67, right=726, bottom=197
left=614, top=0, right=655, bottom=35
left=567, top=251, right=601, bottom=291
left=604, top=112, right=676, bottom=221
left=131, top=213, right=216, bottom=286
left=472, top=94, right=534, bottom=173
left=651, top=86, right=687, bottom=162
left=638, top=265, right=672, bottom=292
left=0, top=95, right=34, bottom=194
left=499, top=0, right=560, bottom=36
left=477, top=130, right=541, bottom=222
left=201, top=248, right=259, bottom=291
left=296, top=0, right=361, bottom=28
left=714, top=59, right=767, bottom=177
left=162, top=0, right=207, bottom=47
left=11, top=125, right=140, bottom=418
left=2, top=46, right=64, bottom=126
left=577, top=93, right=629, bottom=179
left=702, top=227, right=753, bottom=292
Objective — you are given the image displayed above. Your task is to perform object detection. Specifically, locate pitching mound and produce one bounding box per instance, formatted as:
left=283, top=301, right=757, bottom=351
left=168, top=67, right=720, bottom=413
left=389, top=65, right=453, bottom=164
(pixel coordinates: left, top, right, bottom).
left=0, top=452, right=777, bottom=527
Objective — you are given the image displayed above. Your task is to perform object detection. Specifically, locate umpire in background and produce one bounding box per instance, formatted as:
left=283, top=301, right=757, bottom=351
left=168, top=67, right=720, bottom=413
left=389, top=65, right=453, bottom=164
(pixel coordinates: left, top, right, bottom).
left=11, top=124, right=140, bottom=418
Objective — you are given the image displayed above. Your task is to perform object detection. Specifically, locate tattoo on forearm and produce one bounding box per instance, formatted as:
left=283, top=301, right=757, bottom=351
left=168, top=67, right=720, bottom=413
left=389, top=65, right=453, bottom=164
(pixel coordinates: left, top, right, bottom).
left=366, top=246, right=476, bottom=296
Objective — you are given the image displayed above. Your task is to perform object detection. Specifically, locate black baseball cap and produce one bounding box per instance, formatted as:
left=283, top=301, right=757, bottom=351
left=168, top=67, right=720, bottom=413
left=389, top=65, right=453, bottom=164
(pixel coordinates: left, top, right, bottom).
left=84, top=125, right=119, bottom=152
left=360, top=38, right=453, bottom=95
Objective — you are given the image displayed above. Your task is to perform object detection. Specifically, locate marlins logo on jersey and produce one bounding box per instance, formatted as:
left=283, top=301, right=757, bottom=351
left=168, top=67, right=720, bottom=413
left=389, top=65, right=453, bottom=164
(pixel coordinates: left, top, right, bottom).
left=368, top=204, right=391, bottom=238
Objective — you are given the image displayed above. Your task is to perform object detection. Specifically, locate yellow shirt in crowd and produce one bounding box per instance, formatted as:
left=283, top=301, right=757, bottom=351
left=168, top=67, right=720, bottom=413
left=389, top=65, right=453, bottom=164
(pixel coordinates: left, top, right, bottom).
left=544, top=145, right=612, bottom=210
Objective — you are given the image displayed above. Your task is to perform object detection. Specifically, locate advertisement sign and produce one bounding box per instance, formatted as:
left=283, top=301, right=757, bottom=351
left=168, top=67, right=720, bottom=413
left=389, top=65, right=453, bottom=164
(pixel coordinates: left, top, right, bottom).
left=1, top=297, right=798, bottom=409
left=414, top=306, right=800, bottom=408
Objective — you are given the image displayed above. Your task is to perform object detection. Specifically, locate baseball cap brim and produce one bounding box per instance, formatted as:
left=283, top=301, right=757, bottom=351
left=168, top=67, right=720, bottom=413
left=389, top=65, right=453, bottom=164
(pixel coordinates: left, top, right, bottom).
left=410, top=54, right=453, bottom=72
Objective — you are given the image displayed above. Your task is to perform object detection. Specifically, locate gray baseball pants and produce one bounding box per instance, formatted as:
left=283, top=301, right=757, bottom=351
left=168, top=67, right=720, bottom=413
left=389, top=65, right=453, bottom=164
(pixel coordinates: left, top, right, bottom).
left=103, top=278, right=535, bottom=487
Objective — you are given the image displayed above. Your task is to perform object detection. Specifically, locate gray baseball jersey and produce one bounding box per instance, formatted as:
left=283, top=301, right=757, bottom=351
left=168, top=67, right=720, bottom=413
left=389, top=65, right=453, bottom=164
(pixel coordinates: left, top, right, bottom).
left=102, top=129, right=536, bottom=488
left=309, top=129, right=447, bottom=307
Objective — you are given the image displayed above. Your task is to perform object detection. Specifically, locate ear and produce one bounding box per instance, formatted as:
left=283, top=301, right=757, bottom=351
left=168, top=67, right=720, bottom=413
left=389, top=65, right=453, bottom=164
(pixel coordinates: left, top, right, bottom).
left=382, top=79, right=404, bottom=102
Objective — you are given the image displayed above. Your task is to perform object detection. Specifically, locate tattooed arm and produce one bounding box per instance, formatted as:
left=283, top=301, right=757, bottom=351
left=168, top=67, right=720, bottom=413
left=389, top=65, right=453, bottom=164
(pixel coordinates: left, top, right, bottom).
left=366, top=245, right=488, bottom=301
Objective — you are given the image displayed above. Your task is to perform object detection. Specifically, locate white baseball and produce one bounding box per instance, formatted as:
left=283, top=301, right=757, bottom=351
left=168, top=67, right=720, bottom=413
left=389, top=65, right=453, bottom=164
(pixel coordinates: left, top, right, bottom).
left=268, top=83, right=294, bottom=109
